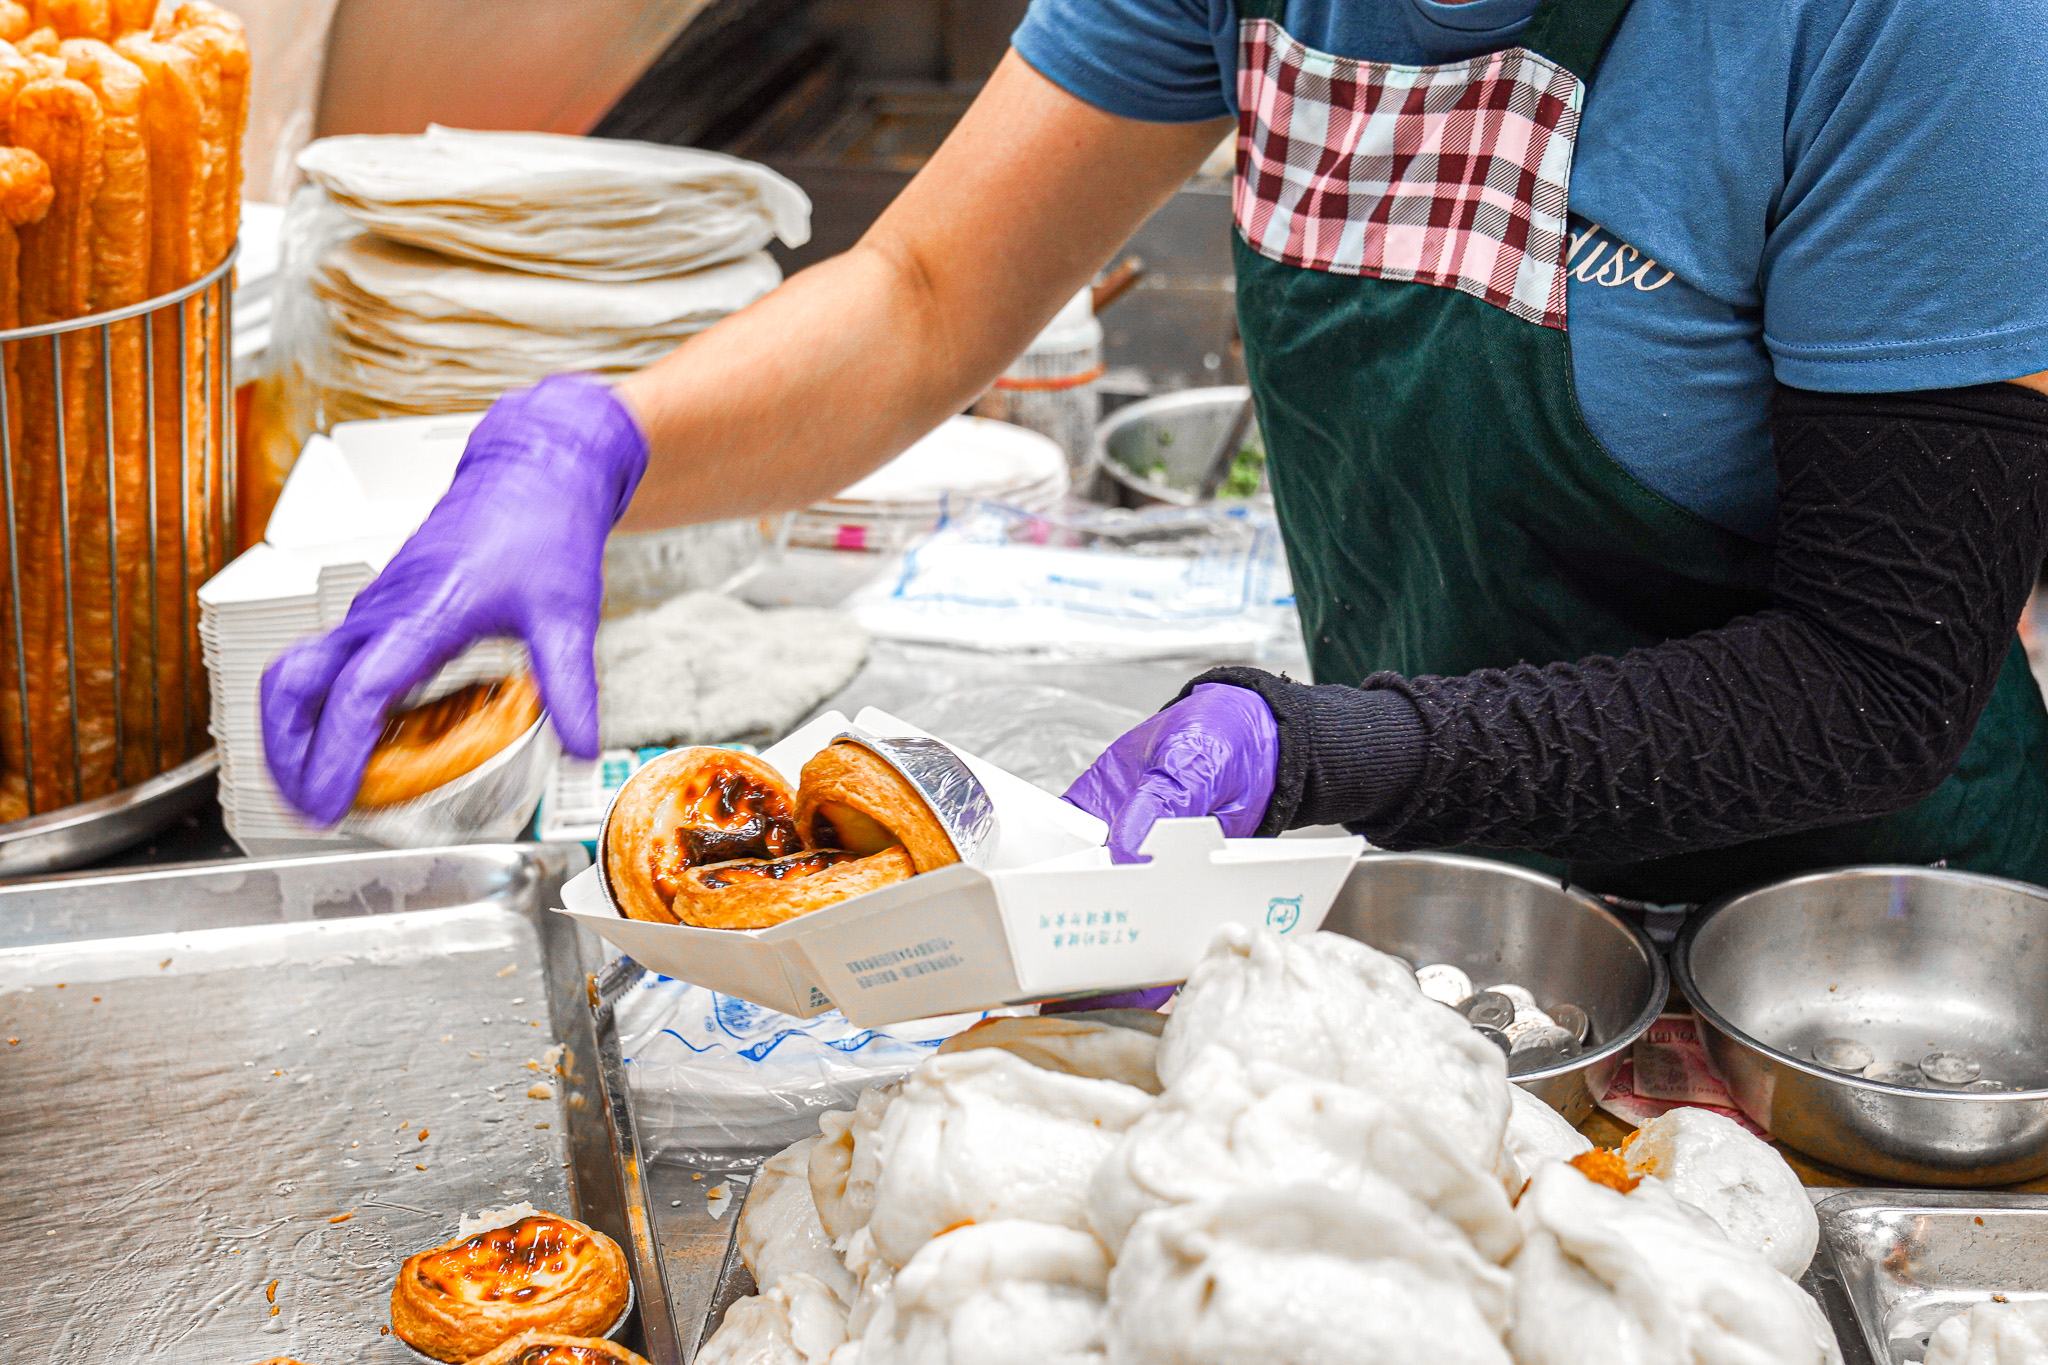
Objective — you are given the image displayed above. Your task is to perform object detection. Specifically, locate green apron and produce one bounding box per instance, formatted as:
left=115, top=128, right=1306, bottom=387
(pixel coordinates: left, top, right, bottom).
left=1230, top=0, right=2048, bottom=903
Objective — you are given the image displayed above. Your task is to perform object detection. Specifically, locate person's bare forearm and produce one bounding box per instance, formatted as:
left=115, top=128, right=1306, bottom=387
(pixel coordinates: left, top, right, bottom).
left=613, top=52, right=1230, bottom=533
left=612, top=239, right=982, bottom=530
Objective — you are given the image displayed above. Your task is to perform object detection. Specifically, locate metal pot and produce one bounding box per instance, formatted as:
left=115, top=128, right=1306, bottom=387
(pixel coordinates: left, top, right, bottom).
left=1675, top=865, right=2048, bottom=1185
left=1092, top=387, right=1268, bottom=508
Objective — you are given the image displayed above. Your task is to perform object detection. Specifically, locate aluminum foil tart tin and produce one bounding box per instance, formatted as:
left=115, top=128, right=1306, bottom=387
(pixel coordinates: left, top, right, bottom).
left=832, top=725, right=1001, bottom=870
left=340, top=714, right=559, bottom=850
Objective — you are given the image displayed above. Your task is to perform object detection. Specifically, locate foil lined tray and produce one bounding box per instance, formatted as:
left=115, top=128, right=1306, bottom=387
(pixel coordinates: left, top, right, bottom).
left=0, top=844, right=637, bottom=1364
left=1818, top=1190, right=2048, bottom=1365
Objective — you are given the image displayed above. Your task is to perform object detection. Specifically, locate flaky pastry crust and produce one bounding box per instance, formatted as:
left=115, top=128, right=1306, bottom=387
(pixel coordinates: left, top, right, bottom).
left=355, top=674, right=541, bottom=809
left=465, top=1333, right=651, bottom=1365
left=795, top=741, right=960, bottom=873
left=389, top=1213, right=630, bottom=1363
left=668, top=845, right=915, bottom=928
left=603, top=748, right=803, bottom=924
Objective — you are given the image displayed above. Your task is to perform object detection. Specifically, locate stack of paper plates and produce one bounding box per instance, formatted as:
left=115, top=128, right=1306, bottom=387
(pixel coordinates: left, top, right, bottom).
left=201, top=541, right=540, bottom=856
left=791, top=417, right=1071, bottom=552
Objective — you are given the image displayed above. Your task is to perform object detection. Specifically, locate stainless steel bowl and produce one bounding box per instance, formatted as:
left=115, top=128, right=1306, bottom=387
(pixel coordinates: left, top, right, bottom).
left=1319, top=852, right=1668, bottom=1124
left=1675, top=866, right=2048, bottom=1185
left=0, top=748, right=217, bottom=877
left=1092, top=387, right=1269, bottom=508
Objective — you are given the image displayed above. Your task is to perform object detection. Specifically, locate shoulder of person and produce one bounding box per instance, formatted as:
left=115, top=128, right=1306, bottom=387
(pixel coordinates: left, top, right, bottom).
left=1784, top=0, right=2048, bottom=100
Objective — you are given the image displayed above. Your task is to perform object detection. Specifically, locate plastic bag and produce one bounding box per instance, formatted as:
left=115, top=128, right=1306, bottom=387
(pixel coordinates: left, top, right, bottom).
left=846, top=499, right=1298, bottom=662
left=615, top=972, right=1020, bottom=1168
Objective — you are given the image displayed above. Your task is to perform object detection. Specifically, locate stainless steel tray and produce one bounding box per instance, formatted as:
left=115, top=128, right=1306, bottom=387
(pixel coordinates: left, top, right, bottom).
left=630, top=1162, right=1883, bottom=1365
left=1818, top=1190, right=2048, bottom=1365
left=0, top=748, right=219, bottom=878
left=587, top=985, right=1882, bottom=1365
left=588, top=955, right=758, bottom=1365
left=0, top=842, right=635, bottom=1363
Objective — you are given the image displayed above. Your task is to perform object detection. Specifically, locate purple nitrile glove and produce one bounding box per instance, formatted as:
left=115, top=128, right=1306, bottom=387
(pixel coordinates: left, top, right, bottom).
left=1040, top=984, right=1180, bottom=1015
left=260, top=375, right=648, bottom=824
left=1062, top=682, right=1282, bottom=862
left=1049, top=682, right=1280, bottom=1015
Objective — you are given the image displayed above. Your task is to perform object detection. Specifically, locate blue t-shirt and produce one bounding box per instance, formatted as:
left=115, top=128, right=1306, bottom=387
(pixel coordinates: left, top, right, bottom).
left=1014, top=0, right=2048, bottom=541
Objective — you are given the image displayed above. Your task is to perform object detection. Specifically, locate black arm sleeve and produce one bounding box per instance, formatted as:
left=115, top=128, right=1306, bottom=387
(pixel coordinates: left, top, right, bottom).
left=1187, top=381, right=2048, bottom=863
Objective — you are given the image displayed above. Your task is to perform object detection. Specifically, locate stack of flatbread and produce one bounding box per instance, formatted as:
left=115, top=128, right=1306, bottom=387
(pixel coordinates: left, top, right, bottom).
left=0, top=0, right=248, bottom=820
left=299, top=127, right=809, bottom=281
left=283, top=128, right=810, bottom=417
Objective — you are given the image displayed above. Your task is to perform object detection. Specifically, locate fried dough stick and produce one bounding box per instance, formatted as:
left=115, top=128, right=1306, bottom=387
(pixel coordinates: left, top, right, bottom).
left=155, top=3, right=242, bottom=742
left=34, top=0, right=110, bottom=40
left=0, top=33, right=45, bottom=109
left=113, top=27, right=206, bottom=758
left=65, top=37, right=150, bottom=784
left=161, top=2, right=239, bottom=267
left=0, top=145, right=51, bottom=819
left=0, top=42, right=63, bottom=808
left=11, top=73, right=103, bottom=810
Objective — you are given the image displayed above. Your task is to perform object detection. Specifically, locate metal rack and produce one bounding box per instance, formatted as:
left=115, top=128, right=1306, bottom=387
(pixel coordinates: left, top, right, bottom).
left=0, top=248, right=236, bottom=875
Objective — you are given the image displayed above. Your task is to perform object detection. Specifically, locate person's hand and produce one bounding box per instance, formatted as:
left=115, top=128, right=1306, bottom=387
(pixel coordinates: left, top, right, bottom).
left=260, top=375, right=647, bottom=824
left=1062, top=682, right=1280, bottom=863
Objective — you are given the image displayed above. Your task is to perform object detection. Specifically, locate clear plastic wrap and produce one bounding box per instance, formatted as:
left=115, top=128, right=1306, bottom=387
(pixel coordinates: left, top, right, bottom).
left=614, top=972, right=1019, bottom=1168
left=845, top=499, right=1298, bottom=662
left=872, top=684, right=1147, bottom=796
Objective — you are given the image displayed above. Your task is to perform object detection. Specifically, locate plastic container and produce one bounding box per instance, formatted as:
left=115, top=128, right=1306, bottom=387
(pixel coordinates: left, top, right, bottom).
left=972, top=287, right=1104, bottom=479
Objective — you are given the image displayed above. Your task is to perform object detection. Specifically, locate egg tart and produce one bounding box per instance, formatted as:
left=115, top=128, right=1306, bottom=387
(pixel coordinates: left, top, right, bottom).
left=603, top=740, right=967, bottom=930
left=355, top=674, right=542, bottom=809
left=466, top=1334, right=651, bottom=1365
left=390, top=1212, right=631, bottom=1362
left=794, top=740, right=959, bottom=874
left=603, top=749, right=806, bottom=924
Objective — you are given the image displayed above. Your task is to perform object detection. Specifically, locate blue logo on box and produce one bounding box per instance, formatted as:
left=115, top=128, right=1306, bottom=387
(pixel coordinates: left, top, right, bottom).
left=1265, top=895, right=1302, bottom=933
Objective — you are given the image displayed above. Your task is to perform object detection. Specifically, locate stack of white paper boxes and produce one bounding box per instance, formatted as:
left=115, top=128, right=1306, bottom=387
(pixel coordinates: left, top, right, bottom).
left=200, top=412, right=517, bottom=856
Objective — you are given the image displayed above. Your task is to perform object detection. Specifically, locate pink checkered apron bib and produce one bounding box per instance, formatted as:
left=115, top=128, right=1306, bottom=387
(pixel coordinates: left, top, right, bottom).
left=1226, top=0, right=2048, bottom=902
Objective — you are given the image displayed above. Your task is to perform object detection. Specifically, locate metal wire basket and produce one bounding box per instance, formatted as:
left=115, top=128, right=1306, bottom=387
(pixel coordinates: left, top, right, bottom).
left=0, top=248, right=236, bottom=875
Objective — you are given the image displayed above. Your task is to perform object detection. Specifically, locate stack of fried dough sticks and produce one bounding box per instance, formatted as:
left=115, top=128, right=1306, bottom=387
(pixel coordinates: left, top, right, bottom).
left=0, top=0, right=246, bottom=820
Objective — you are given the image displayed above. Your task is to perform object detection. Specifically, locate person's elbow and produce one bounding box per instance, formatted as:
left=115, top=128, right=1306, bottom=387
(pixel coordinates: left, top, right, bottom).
left=1841, top=674, right=1987, bottom=814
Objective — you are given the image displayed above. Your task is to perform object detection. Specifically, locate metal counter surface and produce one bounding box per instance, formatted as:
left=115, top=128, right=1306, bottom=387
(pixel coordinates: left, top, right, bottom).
left=0, top=844, right=625, bottom=1364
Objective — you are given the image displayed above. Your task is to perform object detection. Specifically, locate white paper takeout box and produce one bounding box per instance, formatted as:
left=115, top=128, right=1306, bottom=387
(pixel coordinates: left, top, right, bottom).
left=554, top=707, right=1363, bottom=1025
